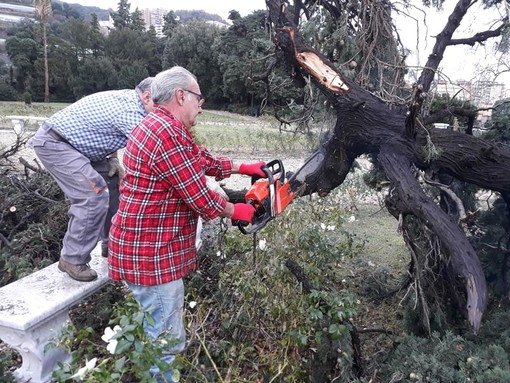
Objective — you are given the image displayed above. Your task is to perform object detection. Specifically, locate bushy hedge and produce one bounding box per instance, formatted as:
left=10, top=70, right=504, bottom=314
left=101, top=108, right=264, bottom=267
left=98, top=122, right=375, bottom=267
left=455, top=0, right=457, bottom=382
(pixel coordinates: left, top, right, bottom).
left=378, top=314, right=510, bottom=382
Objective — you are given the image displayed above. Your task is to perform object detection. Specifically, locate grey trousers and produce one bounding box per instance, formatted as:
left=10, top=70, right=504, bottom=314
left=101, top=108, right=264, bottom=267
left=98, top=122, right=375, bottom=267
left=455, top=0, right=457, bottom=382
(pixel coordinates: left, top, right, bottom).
left=30, top=124, right=120, bottom=265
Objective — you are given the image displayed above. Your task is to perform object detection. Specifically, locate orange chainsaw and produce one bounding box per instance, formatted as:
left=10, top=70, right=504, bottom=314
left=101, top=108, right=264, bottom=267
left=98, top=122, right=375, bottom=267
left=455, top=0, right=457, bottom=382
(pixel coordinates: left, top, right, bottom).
left=238, top=159, right=295, bottom=234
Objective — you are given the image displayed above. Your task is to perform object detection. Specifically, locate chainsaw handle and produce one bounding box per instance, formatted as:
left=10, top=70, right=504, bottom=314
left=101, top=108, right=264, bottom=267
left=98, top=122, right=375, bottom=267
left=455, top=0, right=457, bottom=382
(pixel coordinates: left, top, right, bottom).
left=237, top=198, right=274, bottom=234
left=238, top=214, right=273, bottom=234
left=237, top=178, right=275, bottom=234
left=251, top=159, right=285, bottom=184
left=238, top=159, right=285, bottom=235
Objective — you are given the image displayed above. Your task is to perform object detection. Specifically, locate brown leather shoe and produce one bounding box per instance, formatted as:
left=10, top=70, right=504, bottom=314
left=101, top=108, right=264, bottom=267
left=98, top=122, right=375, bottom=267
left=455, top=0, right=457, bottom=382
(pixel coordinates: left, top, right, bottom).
left=58, top=258, right=98, bottom=282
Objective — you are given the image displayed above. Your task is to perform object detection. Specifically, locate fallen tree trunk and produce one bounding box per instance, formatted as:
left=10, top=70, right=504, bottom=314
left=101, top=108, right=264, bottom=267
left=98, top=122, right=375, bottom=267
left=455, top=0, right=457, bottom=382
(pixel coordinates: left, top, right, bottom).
left=263, top=0, right=510, bottom=333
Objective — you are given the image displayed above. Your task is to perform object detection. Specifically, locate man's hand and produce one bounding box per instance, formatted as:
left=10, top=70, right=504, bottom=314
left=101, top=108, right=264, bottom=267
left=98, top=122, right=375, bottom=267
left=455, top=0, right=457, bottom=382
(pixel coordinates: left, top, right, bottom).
left=107, top=158, right=124, bottom=178
left=239, top=161, right=266, bottom=177
left=232, top=203, right=256, bottom=222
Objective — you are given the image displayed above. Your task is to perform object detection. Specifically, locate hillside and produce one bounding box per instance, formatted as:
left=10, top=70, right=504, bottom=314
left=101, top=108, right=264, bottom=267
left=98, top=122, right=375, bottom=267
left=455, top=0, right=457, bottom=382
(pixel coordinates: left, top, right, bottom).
left=1, top=0, right=231, bottom=27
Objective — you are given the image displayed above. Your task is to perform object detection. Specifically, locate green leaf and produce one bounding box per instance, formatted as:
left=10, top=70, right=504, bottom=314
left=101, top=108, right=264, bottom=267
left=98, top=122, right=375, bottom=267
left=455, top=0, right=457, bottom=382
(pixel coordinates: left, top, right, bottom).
left=134, top=340, right=145, bottom=353
left=309, top=308, right=324, bottom=320
left=299, top=335, right=308, bottom=346
left=115, top=339, right=132, bottom=354
left=145, top=312, right=156, bottom=327
left=114, top=356, right=126, bottom=371
left=119, top=315, right=130, bottom=327
left=133, top=311, right=145, bottom=325
left=328, top=323, right=347, bottom=340
left=123, top=324, right=137, bottom=332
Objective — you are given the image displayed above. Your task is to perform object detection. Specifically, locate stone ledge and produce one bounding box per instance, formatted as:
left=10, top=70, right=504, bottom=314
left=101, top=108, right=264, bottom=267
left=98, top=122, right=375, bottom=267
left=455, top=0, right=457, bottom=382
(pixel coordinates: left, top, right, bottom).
left=0, top=245, right=111, bottom=383
left=4, top=115, right=47, bottom=134
left=0, top=253, right=109, bottom=331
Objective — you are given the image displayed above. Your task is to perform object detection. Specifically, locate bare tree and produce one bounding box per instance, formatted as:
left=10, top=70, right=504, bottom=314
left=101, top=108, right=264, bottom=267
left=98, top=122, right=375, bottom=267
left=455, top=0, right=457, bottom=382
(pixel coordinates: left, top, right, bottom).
left=34, top=0, right=52, bottom=103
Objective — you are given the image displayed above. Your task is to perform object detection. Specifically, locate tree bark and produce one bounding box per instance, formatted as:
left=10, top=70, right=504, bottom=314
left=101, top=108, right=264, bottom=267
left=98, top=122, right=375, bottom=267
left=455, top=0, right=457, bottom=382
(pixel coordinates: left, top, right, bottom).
left=42, top=25, right=49, bottom=103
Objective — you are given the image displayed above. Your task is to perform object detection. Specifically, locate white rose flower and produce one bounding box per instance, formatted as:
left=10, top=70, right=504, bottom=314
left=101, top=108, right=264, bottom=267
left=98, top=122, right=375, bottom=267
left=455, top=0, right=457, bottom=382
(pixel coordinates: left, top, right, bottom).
left=258, top=239, right=267, bottom=251
left=101, top=325, right=122, bottom=343
left=106, top=339, right=118, bottom=354
left=69, top=357, right=97, bottom=381
left=102, top=325, right=122, bottom=354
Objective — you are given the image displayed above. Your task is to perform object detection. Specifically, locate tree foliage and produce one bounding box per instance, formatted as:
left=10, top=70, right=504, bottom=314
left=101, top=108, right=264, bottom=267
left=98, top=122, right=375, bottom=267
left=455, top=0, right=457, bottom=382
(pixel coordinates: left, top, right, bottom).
left=484, top=99, right=510, bottom=142
left=110, top=0, right=131, bottom=29
left=2, top=2, right=296, bottom=108
left=163, top=21, right=224, bottom=104
left=162, top=11, right=180, bottom=38
left=5, top=23, right=40, bottom=94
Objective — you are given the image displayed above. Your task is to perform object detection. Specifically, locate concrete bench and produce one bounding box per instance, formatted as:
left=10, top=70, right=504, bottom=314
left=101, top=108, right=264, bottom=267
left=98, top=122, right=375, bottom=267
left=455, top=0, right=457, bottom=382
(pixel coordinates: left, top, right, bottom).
left=5, top=115, right=48, bottom=134
left=0, top=246, right=110, bottom=383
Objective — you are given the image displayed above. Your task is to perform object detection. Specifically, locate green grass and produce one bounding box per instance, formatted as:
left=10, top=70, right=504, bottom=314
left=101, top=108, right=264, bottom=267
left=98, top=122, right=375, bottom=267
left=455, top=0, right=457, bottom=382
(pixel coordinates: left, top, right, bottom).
left=0, top=103, right=261, bottom=122
left=193, top=122, right=317, bottom=155
left=199, top=109, right=263, bottom=124
left=0, top=101, right=69, bottom=118
left=0, top=101, right=318, bottom=155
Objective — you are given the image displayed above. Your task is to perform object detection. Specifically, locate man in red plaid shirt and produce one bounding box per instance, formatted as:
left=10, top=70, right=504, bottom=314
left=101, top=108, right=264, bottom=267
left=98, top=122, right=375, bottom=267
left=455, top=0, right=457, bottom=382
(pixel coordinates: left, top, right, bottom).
left=108, top=66, right=265, bottom=382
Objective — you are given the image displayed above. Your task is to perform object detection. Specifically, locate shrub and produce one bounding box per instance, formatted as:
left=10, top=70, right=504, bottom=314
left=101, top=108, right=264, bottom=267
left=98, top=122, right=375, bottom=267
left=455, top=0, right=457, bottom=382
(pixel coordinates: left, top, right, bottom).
left=51, top=288, right=180, bottom=383
left=22, top=92, right=32, bottom=105
left=379, top=322, right=510, bottom=383
left=181, top=191, right=364, bottom=382
left=0, top=350, right=16, bottom=383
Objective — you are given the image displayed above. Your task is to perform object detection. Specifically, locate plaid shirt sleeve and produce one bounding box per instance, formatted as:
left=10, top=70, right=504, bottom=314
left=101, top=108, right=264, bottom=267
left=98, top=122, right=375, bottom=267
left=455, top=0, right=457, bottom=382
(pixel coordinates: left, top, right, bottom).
left=197, top=145, right=233, bottom=181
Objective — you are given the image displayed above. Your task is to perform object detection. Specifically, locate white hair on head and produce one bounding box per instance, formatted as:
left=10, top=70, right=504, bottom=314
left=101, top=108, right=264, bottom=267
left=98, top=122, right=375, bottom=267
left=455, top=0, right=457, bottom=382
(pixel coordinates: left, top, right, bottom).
left=151, top=67, right=197, bottom=104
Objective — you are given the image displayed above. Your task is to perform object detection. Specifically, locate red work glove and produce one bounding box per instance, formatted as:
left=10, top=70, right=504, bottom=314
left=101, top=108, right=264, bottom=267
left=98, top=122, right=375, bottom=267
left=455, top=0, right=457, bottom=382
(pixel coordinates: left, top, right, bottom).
left=239, top=161, right=266, bottom=178
left=232, top=203, right=256, bottom=222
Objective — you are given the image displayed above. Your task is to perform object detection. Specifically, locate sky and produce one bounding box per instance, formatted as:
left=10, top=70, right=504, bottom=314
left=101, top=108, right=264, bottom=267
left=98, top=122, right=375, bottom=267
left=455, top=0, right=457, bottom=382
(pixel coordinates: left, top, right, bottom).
left=395, top=1, right=510, bottom=88
left=73, top=0, right=509, bottom=89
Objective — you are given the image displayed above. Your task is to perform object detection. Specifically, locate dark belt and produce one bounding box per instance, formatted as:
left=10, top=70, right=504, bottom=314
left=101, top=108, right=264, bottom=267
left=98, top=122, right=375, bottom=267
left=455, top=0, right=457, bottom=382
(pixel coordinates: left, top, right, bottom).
left=47, top=128, right=71, bottom=145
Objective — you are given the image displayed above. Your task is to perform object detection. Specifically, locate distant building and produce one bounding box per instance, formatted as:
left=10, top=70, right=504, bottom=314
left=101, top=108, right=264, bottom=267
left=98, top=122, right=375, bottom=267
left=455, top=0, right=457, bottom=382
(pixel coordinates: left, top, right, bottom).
left=476, top=104, right=493, bottom=130
left=472, top=81, right=506, bottom=106
left=433, top=79, right=472, bottom=101
left=140, top=8, right=228, bottom=37
left=143, top=8, right=167, bottom=37
left=98, top=17, right=114, bottom=34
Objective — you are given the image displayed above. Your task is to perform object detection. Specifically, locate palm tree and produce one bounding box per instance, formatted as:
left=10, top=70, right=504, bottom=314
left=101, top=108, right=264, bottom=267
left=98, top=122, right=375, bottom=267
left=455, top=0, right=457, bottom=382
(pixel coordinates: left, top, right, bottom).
left=34, top=0, right=52, bottom=103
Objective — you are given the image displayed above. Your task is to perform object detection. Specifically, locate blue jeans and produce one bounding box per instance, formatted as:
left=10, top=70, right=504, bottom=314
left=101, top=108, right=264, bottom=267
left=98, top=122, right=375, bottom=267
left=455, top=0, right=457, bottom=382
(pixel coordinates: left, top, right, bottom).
left=126, top=279, right=186, bottom=383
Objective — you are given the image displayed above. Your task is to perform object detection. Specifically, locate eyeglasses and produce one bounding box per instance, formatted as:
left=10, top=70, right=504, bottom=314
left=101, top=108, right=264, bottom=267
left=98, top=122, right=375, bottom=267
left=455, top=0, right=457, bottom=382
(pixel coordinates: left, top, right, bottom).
left=183, top=89, right=206, bottom=107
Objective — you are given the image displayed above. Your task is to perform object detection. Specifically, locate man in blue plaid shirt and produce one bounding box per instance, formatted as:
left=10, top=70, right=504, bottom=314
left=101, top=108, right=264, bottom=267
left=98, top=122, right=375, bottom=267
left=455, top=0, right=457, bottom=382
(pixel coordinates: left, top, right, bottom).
left=30, top=78, right=154, bottom=282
